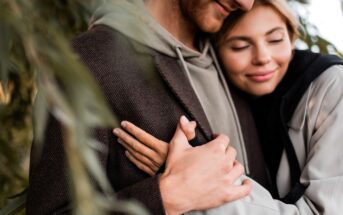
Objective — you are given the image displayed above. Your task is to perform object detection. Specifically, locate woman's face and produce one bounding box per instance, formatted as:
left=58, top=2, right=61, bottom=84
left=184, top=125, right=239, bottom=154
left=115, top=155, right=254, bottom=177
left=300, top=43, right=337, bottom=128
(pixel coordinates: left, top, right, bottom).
left=218, top=4, right=293, bottom=97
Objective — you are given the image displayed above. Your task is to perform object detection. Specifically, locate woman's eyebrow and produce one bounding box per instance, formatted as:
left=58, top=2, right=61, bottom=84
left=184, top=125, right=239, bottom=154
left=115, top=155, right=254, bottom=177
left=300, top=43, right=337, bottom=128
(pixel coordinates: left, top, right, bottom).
left=266, top=27, right=285, bottom=36
left=225, top=36, right=251, bottom=43
left=225, top=27, right=286, bottom=43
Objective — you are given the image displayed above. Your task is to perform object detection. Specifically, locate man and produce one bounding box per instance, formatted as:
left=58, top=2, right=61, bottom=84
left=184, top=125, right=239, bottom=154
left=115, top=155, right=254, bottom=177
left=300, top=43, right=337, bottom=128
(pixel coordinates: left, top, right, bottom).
left=27, top=0, right=268, bottom=214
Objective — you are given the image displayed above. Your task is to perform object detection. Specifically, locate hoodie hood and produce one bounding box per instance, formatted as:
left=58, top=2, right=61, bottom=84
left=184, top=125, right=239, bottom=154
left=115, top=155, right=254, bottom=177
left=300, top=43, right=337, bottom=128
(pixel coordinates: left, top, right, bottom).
left=90, top=0, right=212, bottom=65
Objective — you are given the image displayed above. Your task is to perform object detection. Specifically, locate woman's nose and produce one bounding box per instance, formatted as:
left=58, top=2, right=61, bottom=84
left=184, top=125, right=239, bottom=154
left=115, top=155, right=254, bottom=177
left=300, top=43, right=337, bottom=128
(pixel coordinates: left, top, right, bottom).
left=252, top=46, right=271, bottom=65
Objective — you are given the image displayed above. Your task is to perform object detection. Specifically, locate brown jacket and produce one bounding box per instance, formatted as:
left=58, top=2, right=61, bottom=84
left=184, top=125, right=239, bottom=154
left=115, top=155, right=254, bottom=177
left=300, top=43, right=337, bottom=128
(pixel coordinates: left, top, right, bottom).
left=27, top=25, right=268, bottom=215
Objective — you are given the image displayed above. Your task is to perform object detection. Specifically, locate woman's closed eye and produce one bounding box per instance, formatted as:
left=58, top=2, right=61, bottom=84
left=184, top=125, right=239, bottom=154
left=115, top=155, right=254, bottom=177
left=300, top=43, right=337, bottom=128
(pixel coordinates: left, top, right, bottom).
left=267, top=30, right=285, bottom=44
left=228, top=40, right=251, bottom=51
left=268, top=38, right=284, bottom=44
left=231, top=45, right=250, bottom=51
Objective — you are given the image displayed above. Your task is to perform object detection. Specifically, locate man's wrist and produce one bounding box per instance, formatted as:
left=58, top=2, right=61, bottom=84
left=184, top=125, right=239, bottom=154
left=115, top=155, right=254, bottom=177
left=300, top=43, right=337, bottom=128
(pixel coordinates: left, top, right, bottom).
left=159, top=172, right=191, bottom=215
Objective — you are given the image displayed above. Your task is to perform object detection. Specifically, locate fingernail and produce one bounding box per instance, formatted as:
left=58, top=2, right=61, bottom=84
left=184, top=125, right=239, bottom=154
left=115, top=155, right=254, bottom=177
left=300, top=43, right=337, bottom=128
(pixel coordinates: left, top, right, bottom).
left=121, top=121, right=127, bottom=128
left=125, top=150, right=130, bottom=157
left=113, top=128, right=119, bottom=135
left=117, top=138, right=123, bottom=144
left=180, top=115, right=189, bottom=124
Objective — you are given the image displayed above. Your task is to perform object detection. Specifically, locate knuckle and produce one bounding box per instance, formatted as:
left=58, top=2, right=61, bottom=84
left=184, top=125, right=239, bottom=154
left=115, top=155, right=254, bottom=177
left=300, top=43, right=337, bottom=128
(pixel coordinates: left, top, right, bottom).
left=243, top=187, right=251, bottom=196
left=223, top=176, right=234, bottom=186
left=233, top=163, right=245, bottom=178
left=132, top=142, right=138, bottom=151
left=213, top=142, right=226, bottom=153
left=223, top=190, right=234, bottom=202
left=219, top=134, right=230, bottom=144
left=236, top=162, right=244, bottom=174
left=232, top=147, right=237, bottom=157
left=227, top=146, right=236, bottom=156
left=131, top=141, right=140, bottom=150
left=214, top=135, right=230, bottom=152
left=221, top=162, right=232, bottom=173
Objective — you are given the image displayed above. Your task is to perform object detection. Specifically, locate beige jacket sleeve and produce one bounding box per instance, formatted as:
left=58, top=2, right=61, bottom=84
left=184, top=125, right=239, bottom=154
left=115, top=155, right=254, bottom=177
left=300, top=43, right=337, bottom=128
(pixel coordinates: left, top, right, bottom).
left=188, top=65, right=343, bottom=215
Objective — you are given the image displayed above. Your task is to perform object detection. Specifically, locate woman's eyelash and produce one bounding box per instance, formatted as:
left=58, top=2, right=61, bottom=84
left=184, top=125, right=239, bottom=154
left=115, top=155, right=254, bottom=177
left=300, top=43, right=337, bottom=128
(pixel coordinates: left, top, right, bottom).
left=231, top=45, right=249, bottom=51
left=228, top=37, right=284, bottom=51
left=269, top=38, right=284, bottom=43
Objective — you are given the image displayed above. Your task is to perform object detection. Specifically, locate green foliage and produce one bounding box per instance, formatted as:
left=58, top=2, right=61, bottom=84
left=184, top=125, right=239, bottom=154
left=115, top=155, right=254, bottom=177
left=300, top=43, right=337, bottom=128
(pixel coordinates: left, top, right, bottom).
left=0, top=0, right=148, bottom=215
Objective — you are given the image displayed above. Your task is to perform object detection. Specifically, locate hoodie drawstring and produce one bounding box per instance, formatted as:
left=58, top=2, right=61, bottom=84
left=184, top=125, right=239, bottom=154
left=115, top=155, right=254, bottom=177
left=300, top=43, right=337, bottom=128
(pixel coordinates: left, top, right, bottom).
left=175, top=46, right=198, bottom=92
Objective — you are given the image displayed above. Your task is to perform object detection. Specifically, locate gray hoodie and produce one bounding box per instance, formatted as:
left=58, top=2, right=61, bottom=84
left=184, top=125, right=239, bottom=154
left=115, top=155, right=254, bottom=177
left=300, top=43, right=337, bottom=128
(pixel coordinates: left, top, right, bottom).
left=90, top=0, right=249, bottom=170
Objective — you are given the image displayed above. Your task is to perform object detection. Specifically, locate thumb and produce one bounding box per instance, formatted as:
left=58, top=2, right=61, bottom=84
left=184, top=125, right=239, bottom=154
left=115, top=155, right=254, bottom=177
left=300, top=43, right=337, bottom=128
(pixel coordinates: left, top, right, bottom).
left=168, top=122, right=192, bottom=157
left=180, top=115, right=196, bottom=141
left=164, top=123, right=191, bottom=173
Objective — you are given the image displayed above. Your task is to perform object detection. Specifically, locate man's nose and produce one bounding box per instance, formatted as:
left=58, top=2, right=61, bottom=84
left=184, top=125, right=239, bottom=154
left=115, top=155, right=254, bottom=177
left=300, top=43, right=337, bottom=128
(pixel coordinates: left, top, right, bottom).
left=234, top=0, right=254, bottom=11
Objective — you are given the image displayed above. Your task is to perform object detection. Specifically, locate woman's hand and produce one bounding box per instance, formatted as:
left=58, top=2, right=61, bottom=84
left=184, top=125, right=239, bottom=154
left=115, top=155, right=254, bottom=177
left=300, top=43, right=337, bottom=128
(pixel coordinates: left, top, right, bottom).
left=113, top=116, right=197, bottom=175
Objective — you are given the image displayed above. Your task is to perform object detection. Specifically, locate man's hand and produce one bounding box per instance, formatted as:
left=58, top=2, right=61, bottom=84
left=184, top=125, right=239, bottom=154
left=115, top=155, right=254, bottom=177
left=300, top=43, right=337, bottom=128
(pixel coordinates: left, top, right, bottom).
left=159, top=124, right=252, bottom=215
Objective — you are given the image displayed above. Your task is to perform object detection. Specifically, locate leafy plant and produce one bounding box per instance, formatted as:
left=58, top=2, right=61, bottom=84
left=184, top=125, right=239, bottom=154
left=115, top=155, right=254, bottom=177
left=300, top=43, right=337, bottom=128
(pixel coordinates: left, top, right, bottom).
left=0, top=0, right=148, bottom=214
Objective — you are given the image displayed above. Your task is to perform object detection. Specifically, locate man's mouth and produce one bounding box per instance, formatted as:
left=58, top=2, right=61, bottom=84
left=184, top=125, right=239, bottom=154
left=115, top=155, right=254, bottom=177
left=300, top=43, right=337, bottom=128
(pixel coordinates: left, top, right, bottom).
left=215, top=0, right=237, bottom=14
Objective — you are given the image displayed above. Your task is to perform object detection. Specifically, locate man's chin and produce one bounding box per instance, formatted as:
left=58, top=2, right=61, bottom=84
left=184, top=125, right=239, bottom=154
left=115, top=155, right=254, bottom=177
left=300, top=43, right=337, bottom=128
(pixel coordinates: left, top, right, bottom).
left=200, top=20, right=223, bottom=33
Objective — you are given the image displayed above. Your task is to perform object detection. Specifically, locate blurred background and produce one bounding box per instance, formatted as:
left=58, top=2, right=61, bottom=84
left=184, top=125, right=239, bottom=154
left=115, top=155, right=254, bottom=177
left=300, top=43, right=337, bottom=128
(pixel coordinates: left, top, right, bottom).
left=0, top=0, right=342, bottom=214
left=308, top=0, right=343, bottom=52
left=293, top=0, right=343, bottom=53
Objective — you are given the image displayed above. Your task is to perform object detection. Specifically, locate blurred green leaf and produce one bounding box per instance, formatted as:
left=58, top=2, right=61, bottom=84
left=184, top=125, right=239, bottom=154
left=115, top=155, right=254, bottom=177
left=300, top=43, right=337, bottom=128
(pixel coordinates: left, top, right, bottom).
left=0, top=0, right=147, bottom=214
left=0, top=190, right=26, bottom=215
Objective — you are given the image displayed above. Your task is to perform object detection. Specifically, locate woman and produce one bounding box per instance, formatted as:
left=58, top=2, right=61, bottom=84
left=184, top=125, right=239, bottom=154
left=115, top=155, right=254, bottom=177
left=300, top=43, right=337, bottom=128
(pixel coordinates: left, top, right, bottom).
left=113, top=0, right=343, bottom=214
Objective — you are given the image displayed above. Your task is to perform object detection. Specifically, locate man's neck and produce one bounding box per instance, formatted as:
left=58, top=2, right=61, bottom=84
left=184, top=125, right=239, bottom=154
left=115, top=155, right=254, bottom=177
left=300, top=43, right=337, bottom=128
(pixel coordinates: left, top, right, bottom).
left=144, top=0, right=198, bottom=50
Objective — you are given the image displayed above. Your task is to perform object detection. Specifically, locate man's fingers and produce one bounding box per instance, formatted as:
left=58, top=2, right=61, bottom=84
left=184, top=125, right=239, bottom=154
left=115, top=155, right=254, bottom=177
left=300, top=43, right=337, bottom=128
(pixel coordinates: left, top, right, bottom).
left=227, top=161, right=245, bottom=181
left=125, top=151, right=156, bottom=176
left=224, top=179, right=252, bottom=202
left=225, top=146, right=237, bottom=166
left=207, top=134, right=230, bottom=152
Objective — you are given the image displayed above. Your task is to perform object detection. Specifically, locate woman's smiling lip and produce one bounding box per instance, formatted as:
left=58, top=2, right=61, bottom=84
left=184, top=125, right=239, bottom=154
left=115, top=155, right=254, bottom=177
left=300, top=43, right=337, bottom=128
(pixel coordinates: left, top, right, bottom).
left=246, top=70, right=276, bottom=82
